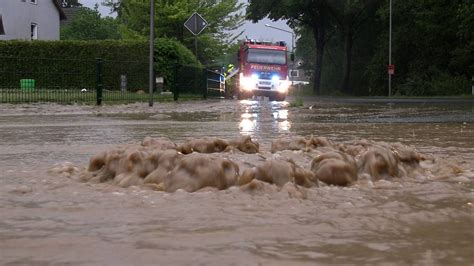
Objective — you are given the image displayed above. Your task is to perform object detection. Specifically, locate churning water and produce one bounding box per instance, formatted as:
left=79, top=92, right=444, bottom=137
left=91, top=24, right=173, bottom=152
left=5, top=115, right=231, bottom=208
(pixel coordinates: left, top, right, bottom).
left=0, top=98, right=473, bottom=265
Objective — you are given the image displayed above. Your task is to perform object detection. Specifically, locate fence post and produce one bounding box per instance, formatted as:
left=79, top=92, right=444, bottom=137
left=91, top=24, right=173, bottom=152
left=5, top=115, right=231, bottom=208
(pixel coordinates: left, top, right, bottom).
left=203, top=68, right=208, bottom=99
left=96, top=58, right=103, bottom=105
left=173, top=63, right=179, bottom=101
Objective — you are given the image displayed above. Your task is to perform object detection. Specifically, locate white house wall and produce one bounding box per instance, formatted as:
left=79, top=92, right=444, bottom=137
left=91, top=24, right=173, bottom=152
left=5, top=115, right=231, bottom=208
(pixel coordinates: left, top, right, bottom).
left=0, top=0, right=60, bottom=40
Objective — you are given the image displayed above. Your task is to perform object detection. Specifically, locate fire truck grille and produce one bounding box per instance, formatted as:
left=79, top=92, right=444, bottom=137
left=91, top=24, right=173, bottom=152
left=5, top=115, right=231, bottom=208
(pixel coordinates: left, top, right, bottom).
left=259, top=72, right=272, bottom=80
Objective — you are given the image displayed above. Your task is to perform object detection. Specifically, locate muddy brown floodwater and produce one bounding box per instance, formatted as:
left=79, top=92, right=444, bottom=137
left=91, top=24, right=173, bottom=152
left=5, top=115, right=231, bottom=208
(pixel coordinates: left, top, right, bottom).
left=0, top=97, right=473, bottom=265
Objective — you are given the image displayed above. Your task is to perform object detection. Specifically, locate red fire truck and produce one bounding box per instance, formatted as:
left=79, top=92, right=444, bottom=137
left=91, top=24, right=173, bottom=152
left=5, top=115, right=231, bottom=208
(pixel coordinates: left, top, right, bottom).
left=235, top=39, right=290, bottom=101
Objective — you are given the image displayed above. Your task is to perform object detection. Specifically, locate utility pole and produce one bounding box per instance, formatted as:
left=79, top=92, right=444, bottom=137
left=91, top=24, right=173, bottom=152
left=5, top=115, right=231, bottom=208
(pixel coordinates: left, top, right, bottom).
left=0, top=13, right=5, bottom=35
left=388, top=0, right=392, bottom=97
left=148, top=0, right=155, bottom=107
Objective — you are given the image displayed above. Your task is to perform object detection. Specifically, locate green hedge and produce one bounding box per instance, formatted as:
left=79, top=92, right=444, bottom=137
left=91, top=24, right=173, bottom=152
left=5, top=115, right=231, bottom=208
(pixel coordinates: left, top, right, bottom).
left=0, top=40, right=148, bottom=91
left=0, top=40, right=148, bottom=60
left=0, top=39, right=200, bottom=92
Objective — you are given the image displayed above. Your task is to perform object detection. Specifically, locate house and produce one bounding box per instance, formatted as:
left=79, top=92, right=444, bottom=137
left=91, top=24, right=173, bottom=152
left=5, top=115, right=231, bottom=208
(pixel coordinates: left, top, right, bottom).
left=0, top=0, right=66, bottom=41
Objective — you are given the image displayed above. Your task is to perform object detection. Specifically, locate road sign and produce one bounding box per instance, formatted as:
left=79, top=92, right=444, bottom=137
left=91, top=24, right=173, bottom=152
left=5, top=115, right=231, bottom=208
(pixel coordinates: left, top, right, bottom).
left=388, top=64, right=395, bottom=75
left=184, top=12, right=208, bottom=36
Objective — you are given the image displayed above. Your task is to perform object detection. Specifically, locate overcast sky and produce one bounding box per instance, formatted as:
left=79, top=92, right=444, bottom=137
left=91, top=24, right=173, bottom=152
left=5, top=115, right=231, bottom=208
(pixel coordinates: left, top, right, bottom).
left=79, top=0, right=294, bottom=50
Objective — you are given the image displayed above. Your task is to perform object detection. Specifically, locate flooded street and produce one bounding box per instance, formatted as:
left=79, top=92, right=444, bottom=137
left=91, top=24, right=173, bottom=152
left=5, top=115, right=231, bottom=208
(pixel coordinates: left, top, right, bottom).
left=0, top=97, right=473, bottom=265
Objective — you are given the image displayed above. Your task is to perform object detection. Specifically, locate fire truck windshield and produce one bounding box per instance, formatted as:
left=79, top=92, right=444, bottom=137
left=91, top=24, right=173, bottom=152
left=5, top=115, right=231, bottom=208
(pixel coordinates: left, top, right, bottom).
left=247, top=49, right=286, bottom=65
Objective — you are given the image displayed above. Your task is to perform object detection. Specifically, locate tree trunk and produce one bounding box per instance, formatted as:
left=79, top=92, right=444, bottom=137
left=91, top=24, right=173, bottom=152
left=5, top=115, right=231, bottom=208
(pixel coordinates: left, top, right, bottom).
left=341, top=28, right=353, bottom=94
left=313, top=26, right=325, bottom=95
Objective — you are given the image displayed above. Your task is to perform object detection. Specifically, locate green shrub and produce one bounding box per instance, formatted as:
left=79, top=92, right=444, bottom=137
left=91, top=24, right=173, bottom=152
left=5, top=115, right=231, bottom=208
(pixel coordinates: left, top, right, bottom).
left=428, top=73, right=470, bottom=96
left=289, top=97, right=304, bottom=107
left=397, top=68, right=470, bottom=96
left=154, top=38, right=201, bottom=92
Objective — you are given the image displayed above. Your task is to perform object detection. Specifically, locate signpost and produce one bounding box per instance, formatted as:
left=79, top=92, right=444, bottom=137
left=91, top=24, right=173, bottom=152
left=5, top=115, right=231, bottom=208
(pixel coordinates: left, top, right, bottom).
left=388, top=0, right=393, bottom=97
left=148, top=0, right=155, bottom=107
left=184, top=12, right=208, bottom=59
left=184, top=13, right=208, bottom=96
left=388, top=64, right=395, bottom=75
left=184, top=12, right=208, bottom=36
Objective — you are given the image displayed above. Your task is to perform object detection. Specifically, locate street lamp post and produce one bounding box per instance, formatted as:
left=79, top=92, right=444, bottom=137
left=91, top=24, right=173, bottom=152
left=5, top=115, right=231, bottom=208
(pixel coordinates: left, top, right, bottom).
left=388, top=0, right=392, bottom=97
left=0, top=14, right=5, bottom=35
left=148, top=0, right=155, bottom=107
left=264, top=24, right=294, bottom=53
left=264, top=24, right=295, bottom=85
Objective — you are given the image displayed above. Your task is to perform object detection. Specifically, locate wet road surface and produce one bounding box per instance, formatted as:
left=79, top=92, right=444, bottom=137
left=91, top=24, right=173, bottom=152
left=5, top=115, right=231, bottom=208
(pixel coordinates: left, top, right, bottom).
left=0, top=97, right=473, bottom=265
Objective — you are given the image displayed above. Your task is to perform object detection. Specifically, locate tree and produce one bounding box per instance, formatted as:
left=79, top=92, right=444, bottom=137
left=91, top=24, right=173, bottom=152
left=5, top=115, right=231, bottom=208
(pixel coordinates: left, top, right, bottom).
left=363, top=0, right=472, bottom=96
left=61, top=7, right=121, bottom=40
left=450, top=1, right=474, bottom=76
left=326, top=0, right=381, bottom=94
left=247, top=0, right=333, bottom=95
left=102, top=0, right=245, bottom=65
left=60, top=0, right=82, bottom=8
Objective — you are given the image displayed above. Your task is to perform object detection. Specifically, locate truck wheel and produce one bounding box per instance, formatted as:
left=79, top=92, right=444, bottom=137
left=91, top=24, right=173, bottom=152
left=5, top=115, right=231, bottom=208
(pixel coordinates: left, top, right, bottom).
left=276, top=94, right=286, bottom=101
left=237, top=88, right=252, bottom=100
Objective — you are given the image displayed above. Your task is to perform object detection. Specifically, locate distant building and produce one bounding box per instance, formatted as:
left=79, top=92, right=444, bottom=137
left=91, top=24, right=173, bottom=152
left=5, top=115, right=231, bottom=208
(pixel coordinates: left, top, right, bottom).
left=0, top=0, right=66, bottom=41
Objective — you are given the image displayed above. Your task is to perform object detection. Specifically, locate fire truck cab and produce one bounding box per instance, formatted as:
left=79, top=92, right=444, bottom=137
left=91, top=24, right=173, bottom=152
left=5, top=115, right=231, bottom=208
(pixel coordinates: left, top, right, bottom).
left=236, top=39, right=290, bottom=101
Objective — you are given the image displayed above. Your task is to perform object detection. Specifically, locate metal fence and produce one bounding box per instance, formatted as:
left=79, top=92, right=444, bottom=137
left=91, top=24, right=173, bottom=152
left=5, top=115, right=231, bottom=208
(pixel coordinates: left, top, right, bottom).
left=205, top=68, right=226, bottom=98
left=0, top=56, right=224, bottom=104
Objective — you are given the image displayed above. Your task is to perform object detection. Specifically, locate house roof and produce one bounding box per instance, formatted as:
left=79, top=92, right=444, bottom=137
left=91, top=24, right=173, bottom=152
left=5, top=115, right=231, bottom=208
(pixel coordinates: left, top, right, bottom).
left=52, top=0, right=67, bottom=20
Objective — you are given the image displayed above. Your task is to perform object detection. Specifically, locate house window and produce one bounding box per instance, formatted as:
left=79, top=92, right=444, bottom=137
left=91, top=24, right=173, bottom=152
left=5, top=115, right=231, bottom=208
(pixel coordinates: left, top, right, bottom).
left=31, top=23, right=38, bottom=40
left=30, top=0, right=38, bottom=4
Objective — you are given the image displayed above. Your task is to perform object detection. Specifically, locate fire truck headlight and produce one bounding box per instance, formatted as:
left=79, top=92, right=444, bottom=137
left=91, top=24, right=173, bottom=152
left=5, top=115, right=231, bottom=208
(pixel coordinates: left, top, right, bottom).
left=251, top=73, right=259, bottom=81
left=278, top=81, right=290, bottom=93
left=241, top=77, right=254, bottom=91
left=271, top=75, right=279, bottom=82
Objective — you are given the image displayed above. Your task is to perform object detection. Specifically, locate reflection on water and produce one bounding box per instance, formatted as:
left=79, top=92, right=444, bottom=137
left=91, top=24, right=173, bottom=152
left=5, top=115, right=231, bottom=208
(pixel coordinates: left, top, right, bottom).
left=276, top=120, right=291, bottom=131
left=239, top=117, right=257, bottom=134
left=239, top=99, right=292, bottom=135
left=274, top=109, right=288, bottom=120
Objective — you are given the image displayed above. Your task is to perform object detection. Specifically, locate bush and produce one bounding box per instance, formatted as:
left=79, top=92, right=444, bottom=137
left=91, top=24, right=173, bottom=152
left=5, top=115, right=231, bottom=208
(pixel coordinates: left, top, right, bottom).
left=154, top=38, right=200, bottom=92
left=397, top=68, right=470, bottom=96
left=428, top=73, right=470, bottom=96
